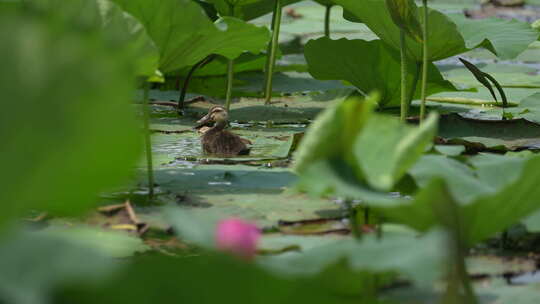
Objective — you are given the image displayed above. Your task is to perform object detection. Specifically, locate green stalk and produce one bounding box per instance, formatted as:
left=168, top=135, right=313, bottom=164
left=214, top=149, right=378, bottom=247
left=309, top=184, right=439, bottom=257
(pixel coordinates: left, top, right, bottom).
left=443, top=263, right=460, bottom=304
left=348, top=201, right=361, bottom=239
left=500, top=229, right=509, bottom=250
left=419, top=0, right=429, bottom=123
left=376, top=217, right=383, bottom=240
left=449, top=235, right=477, bottom=304
left=178, top=60, right=202, bottom=114
left=225, top=59, right=234, bottom=111
left=142, top=82, right=154, bottom=197
left=457, top=248, right=477, bottom=304
left=263, top=0, right=282, bottom=105
left=225, top=3, right=235, bottom=111
left=177, top=55, right=215, bottom=114
left=364, top=206, right=370, bottom=225
left=324, top=5, right=332, bottom=38
left=399, top=29, right=408, bottom=122
left=443, top=198, right=478, bottom=304
left=407, top=63, right=421, bottom=104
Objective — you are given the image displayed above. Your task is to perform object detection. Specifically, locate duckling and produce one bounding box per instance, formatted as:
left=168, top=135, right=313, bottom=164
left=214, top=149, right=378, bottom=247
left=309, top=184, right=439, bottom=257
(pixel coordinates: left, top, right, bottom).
left=195, top=106, right=251, bottom=156
left=196, top=126, right=211, bottom=135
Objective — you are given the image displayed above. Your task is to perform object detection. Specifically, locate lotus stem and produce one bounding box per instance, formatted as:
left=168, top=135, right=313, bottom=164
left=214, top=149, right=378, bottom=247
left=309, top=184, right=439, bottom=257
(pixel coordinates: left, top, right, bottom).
left=500, top=229, right=509, bottom=250
left=445, top=245, right=476, bottom=304
left=225, top=3, right=235, bottom=111
left=459, top=255, right=477, bottom=303
left=142, top=82, right=154, bottom=197
left=225, top=59, right=234, bottom=111
left=178, top=55, right=214, bottom=114
left=376, top=217, right=383, bottom=240
left=407, top=63, right=421, bottom=104
left=420, top=0, right=429, bottom=123
left=178, top=62, right=201, bottom=114
left=443, top=197, right=478, bottom=304
left=400, top=29, right=408, bottom=122
left=452, top=238, right=477, bottom=304
left=364, top=206, right=370, bottom=225
left=324, top=5, right=332, bottom=38
left=346, top=200, right=361, bottom=239
left=263, top=0, right=282, bottom=105
left=178, top=64, right=198, bottom=114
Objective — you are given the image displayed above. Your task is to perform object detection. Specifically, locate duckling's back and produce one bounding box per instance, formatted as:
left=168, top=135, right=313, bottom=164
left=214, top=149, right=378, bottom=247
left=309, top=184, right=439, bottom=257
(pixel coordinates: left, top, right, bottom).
left=202, top=130, right=250, bottom=156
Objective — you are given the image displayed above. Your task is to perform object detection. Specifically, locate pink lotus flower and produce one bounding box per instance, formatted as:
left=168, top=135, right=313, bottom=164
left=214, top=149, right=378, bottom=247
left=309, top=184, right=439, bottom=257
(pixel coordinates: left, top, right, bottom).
left=215, top=218, right=261, bottom=260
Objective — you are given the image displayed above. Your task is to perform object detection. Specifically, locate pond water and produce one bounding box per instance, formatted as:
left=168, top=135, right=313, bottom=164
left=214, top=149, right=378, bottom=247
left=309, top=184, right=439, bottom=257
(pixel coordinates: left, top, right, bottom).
left=511, top=271, right=540, bottom=284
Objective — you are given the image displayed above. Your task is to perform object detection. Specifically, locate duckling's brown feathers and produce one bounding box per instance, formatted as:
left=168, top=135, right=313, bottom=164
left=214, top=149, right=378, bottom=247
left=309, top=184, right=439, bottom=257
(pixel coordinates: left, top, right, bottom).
left=202, top=128, right=250, bottom=156
left=197, top=106, right=251, bottom=156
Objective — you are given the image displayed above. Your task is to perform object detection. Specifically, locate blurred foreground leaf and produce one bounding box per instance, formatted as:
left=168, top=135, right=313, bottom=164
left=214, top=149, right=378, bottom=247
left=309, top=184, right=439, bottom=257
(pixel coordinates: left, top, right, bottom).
left=410, top=153, right=528, bottom=204
left=354, top=113, right=438, bottom=191
left=377, top=155, right=540, bottom=245
left=0, top=14, right=141, bottom=227
left=39, top=226, right=150, bottom=258
left=294, top=92, right=438, bottom=198
left=58, top=253, right=362, bottom=304
left=259, top=230, right=446, bottom=286
left=23, top=0, right=159, bottom=76
left=0, top=231, right=117, bottom=304
left=167, top=208, right=446, bottom=295
left=293, top=92, right=376, bottom=174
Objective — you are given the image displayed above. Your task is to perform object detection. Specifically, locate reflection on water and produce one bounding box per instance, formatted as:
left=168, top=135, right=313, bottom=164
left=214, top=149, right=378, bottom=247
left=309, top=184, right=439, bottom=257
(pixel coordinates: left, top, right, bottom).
left=153, top=135, right=200, bottom=168
left=208, top=181, right=232, bottom=186
left=230, top=122, right=307, bottom=129
left=154, top=136, right=200, bottom=156
left=167, top=158, right=197, bottom=168
left=510, top=271, right=540, bottom=285
left=151, top=120, right=299, bottom=167
left=437, top=57, right=540, bottom=75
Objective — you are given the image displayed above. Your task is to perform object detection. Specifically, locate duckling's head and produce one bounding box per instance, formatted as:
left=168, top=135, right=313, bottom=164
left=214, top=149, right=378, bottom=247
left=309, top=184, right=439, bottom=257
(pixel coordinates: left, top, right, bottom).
left=196, top=106, right=228, bottom=127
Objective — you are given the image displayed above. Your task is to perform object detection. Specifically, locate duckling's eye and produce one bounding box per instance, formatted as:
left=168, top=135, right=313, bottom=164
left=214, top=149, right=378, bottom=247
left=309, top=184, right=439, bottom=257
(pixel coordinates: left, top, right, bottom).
left=211, top=110, right=226, bottom=120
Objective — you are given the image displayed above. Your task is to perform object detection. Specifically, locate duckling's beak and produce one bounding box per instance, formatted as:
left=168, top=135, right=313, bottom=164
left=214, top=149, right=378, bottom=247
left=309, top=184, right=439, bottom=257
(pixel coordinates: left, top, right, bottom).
left=194, top=113, right=213, bottom=129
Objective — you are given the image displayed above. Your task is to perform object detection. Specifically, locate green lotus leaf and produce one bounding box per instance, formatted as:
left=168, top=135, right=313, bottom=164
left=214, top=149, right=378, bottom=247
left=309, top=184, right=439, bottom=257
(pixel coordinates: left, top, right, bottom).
left=335, top=0, right=538, bottom=61
left=304, top=37, right=456, bottom=108
left=112, top=0, right=270, bottom=74
left=385, top=0, right=423, bottom=43
left=205, top=0, right=302, bottom=20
